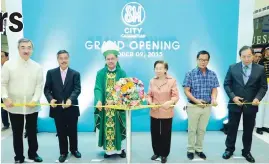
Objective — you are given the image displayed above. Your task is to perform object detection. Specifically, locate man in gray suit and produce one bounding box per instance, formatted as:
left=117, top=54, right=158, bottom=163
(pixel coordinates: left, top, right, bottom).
left=222, top=46, right=268, bottom=163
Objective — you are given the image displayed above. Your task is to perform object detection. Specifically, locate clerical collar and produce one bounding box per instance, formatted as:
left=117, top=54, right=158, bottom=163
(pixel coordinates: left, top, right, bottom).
left=108, top=67, right=116, bottom=72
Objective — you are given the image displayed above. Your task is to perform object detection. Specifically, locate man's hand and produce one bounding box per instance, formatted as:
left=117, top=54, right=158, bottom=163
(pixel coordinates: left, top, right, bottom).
left=106, top=100, right=113, bottom=105
left=50, top=99, right=57, bottom=108
left=211, top=99, right=218, bottom=107
left=26, top=101, right=37, bottom=108
left=96, top=101, right=102, bottom=111
left=252, top=98, right=260, bottom=106
left=196, top=99, right=207, bottom=108
left=233, top=96, right=244, bottom=106
left=105, top=100, right=114, bottom=110
left=3, top=98, right=13, bottom=108
left=63, top=99, right=72, bottom=108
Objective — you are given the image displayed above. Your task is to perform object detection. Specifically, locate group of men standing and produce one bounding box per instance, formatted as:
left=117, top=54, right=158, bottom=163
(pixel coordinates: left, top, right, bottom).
left=1, top=39, right=126, bottom=163
left=183, top=46, right=268, bottom=163
left=1, top=38, right=269, bottom=163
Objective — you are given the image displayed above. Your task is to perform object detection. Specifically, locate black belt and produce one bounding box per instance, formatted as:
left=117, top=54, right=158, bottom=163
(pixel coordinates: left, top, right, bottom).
left=188, top=101, right=210, bottom=105
left=189, top=101, right=195, bottom=105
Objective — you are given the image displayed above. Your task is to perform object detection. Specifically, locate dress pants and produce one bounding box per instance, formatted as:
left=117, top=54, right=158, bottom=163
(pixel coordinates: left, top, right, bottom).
left=151, top=117, right=172, bottom=157
left=1, top=99, right=10, bottom=127
left=9, top=112, right=38, bottom=161
left=54, top=110, right=78, bottom=155
left=225, top=111, right=256, bottom=154
left=1, top=108, right=10, bottom=127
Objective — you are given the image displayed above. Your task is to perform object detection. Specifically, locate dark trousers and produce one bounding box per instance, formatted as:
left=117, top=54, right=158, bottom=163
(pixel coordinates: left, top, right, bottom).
left=9, top=112, right=38, bottom=161
left=54, top=111, right=78, bottom=155
left=1, top=107, right=10, bottom=127
left=150, top=117, right=172, bottom=157
left=225, top=111, right=256, bottom=154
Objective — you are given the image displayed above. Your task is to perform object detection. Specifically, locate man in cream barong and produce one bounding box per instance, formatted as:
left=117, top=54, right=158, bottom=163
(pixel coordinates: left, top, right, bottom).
left=1, top=38, right=43, bottom=163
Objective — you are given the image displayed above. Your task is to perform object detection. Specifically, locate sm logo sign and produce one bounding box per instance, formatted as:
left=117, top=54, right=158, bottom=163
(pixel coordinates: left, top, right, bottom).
left=121, top=2, right=146, bottom=27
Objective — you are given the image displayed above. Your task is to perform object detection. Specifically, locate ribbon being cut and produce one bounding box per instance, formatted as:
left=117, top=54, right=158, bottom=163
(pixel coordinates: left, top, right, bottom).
left=1, top=78, right=147, bottom=110
left=1, top=76, right=266, bottom=110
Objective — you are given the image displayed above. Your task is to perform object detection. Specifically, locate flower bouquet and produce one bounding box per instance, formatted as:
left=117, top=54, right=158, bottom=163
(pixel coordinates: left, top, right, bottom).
left=112, top=77, right=145, bottom=109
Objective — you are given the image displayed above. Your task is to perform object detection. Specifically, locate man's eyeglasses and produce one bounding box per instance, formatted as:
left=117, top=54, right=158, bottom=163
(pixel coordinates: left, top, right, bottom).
left=198, top=59, right=209, bottom=62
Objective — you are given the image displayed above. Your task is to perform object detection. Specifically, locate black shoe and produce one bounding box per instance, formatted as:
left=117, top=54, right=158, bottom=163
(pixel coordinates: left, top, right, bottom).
left=151, top=154, right=159, bottom=160
left=71, top=151, right=81, bottom=158
left=256, top=128, right=263, bottom=135
left=222, top=151, right=233, bottom=159
left=161, top=157, right=167, bottom=163
left=262, top=127, right=269, bottom=133
left=242, top=152, right=255, bottom=163
left=195, top=151, right=206, bottom=159
left=15, top=159, right=24, bottom=163
left=59, top=154, right=68, bottom=163
left=187, top=152, right=194, bottom=160
left=1, top=126, right=9, bottom=131
left=29, top=155, right=43, bottom=162
left=119, top=150, right=126, bottom=158
left=104, top=153, right=111, bottom=158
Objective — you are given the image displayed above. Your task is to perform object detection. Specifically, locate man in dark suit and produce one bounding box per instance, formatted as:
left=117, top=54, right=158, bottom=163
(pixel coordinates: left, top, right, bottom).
left=222, top=46, right=268, bottom=163
left=44, top=50, right=81, bottom=163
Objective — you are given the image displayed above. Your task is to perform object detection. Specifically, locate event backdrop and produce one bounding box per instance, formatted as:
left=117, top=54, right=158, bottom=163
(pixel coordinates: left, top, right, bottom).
left=22, top=0, right=239, bottom=132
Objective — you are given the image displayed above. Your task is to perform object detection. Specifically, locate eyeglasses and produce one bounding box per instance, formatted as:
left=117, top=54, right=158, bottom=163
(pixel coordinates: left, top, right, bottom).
left=198, top=59, right=209, bottom=62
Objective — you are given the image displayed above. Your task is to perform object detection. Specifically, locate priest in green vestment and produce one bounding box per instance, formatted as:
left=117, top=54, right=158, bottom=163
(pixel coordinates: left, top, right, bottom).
left=94, top=41, right=127, bottom=158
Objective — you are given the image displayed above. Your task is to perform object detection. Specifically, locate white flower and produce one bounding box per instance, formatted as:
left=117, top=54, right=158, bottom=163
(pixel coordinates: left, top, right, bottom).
left=119, top=78, right=127, bottom=85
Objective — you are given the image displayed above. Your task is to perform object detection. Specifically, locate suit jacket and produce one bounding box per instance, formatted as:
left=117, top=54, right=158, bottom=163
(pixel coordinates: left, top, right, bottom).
left=44, top=67, right=81, bottom=118
left=224, top=62, right=268, bottom=113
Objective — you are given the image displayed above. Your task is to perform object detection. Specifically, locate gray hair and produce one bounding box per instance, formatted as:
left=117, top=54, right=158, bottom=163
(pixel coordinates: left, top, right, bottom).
left=17, top=38, right=34, bottom=49
left=57, top=50, right=69, bottom=58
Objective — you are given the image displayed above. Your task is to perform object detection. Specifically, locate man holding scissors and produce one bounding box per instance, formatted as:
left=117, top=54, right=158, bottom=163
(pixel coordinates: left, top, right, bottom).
left=183, top=50, right=219, bottom=160
left=222, top=46, right=267, bottom=163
